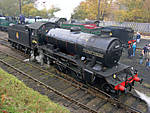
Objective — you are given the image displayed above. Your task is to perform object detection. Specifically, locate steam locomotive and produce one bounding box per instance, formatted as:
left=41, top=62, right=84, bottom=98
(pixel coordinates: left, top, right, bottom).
left=8, top=22, right=143, bottom=95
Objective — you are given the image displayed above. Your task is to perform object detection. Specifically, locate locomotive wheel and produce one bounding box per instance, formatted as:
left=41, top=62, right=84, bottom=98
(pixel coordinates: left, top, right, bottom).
left=102, top=83, right=112, bottom=94
left=25, top=48, right=30, bottom=54
left=11, top=43, right=14, bottom=48
left=14, top=43, right=17, bottom=49
left=18, top=45, right=22, bottom=51
left=11, top=42, right=14, bottom=47
left=90, top=75, right=96, bottom=84
left=76, top=73, right=83, bottom=80
left=64, top=68, right=69, bottom=74
left=56, top=65, right=62, bottom=72
left=56, top=64, right=65, bottom=73
left=25, top=48, right=28, bottom=54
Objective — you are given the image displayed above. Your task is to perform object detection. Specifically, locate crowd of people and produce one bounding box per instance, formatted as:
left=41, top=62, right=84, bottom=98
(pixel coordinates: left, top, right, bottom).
left=127, top=32, right=150, bottom=70
left=127, top=41, right=136, bottom=58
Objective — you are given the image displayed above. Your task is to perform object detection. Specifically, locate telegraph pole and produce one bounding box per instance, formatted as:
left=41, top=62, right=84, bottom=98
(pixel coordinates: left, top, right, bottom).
left=97, top=0, right=100, bottom=20
left=19, top=0, right=22, bottom=14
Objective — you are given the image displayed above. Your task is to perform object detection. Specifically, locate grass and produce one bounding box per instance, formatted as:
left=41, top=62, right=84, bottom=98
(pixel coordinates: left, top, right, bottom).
left=0, top=68, right=70, bottom=113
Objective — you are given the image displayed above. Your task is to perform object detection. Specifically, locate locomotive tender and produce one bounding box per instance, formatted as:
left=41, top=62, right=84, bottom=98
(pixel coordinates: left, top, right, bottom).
left=8, top=22, right=143, bottom=95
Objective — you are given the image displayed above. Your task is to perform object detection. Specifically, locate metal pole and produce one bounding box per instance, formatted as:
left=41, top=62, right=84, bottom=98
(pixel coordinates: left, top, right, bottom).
left=97, top=0, right=100, bottom=20
left=19, top=0, right=22, bottom=14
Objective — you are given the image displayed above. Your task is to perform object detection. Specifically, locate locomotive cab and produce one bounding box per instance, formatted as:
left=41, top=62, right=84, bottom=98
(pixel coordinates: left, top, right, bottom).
left=27, top=22, right=59, bottom=46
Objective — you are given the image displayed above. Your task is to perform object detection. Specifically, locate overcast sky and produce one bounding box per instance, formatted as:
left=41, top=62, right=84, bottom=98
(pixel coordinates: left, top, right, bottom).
left=36, top=0, right=85, bottom=19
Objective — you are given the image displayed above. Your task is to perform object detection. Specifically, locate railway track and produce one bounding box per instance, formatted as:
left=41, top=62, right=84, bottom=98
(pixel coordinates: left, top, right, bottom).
left=0, top=31, right=148, bottom=113
left=0, top=51, right=98, bottom=113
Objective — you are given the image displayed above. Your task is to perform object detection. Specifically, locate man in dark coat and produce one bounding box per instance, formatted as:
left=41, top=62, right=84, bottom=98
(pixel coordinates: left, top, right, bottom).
left=19, top=14, right=25, bottom=24
left=143, top=45, right=148, bottom=58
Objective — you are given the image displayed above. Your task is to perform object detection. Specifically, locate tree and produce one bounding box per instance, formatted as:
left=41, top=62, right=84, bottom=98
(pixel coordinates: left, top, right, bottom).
left=114, top=0, right=150, bottom=23
left=22, top=3, right=38, bottom=17
left=0, top=0, right=19, bottom=16
left=0, top=0, right=60, bottom=18
left=142, top=0, right=150, bottom=22
left=0, top=2, right=2, bottom=14
left=71, top=1, right=88, bottom=20
left=72, top=0, right=113, bottom=20
left=23, top=0, right=37, bottom=4
left=22, top=3, right=60, bottom=18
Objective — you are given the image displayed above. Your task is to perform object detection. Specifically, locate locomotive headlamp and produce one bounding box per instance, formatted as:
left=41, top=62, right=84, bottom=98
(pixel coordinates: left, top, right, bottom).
left=81, top=56, right=85, bottom=61
left=131, top=67, right=134, bottom=70
left=113, top=74, right=116, bottom=79
left=110, top=32, right=112, bottom=36
left=32, top=40, right=37, bottom=44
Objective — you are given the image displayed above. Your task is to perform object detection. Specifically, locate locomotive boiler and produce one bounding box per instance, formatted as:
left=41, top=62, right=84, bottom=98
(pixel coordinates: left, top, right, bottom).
left=46, top=27, right=122, bottom=67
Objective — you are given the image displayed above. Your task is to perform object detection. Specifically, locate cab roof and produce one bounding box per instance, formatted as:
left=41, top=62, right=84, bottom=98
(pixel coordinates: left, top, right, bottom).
left=26, top=22, right=47, bottom=30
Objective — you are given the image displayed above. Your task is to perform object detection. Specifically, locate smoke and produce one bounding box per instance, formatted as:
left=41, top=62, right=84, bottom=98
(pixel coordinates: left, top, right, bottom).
left=23, top=54, right=43, bottom=65
left=23, top=59, right=30, bottom=62
left=135, top=89, right=150, bottom=112
left=23, top=53, right=34, bottom=62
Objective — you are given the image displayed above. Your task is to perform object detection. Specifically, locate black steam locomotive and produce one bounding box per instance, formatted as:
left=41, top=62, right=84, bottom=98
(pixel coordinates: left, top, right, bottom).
left=8, top=22, right=143, bottom=95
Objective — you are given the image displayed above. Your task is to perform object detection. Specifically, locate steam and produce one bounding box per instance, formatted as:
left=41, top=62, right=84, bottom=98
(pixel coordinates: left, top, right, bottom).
left=135, top=89, right=150, bottom=112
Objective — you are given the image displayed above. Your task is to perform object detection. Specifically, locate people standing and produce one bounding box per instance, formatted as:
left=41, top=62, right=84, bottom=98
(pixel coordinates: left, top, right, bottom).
left=148, top=44, right=150, bottom=58
left=139, top=52, right=144, bottom=64
left=132, top=42, right=136, bottom=56
left=136, top=32, right=141, bottom=43
left=145, top=58, right=150, bottom=70
left=143, top=45, right=148, bottom=59
left=128, top=43, right=133, bottom=58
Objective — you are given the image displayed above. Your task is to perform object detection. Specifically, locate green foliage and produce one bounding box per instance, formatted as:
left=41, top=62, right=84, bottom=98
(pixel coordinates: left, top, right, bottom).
left=0, top=0, right=60, bottom=18
left=22, top=3, right=37, bottom=17
left=22, top=3, right=60, bottom=18
left=71, top=2, right=88, bottom=20
left=0, top=0, right=19, bottom=16
left=23, top=0, right=36, bottom=4
left=114, top=0, right=150, bottom=23
left=72, top=0, right=150, bottom=23
left=0, top=68, right=70, bottom=113
left=72, top=0, right=113, bottom=20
